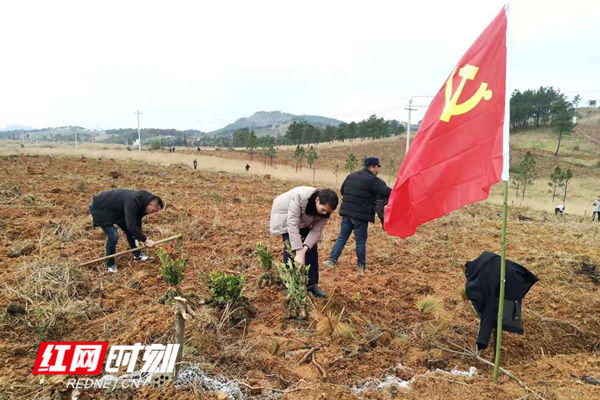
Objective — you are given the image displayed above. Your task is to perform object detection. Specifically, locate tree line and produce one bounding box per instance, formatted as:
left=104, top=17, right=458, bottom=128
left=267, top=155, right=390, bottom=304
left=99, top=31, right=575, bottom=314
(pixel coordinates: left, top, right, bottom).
left=510, top=87, right=581, bottom=156
left=510, top=86, right=578, bottom=130
left=201, top=114, right=406, bottom=148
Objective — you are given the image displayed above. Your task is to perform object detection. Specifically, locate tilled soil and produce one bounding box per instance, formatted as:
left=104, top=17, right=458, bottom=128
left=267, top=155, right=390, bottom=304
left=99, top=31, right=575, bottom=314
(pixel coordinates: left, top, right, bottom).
left=1, top=155, right=599, bottom=400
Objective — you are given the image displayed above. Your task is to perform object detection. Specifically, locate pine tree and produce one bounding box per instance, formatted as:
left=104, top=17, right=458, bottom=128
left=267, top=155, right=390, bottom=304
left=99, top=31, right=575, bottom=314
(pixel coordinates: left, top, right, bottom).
left=518, top=151, right=537, bottom=200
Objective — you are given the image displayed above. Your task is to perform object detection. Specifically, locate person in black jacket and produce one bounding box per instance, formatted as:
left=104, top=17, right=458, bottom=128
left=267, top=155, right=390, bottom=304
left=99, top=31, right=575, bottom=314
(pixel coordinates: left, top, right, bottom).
left=89, top=189, right=164, bottom=272
left=324, top=157, right=391, bottom=273
left=465, top=251, right=538, bottom=352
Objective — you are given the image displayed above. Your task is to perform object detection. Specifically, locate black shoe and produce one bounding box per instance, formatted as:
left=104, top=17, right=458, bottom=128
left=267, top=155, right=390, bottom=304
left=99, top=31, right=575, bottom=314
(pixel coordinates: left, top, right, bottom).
left=308, top=285, right=328, bottom=298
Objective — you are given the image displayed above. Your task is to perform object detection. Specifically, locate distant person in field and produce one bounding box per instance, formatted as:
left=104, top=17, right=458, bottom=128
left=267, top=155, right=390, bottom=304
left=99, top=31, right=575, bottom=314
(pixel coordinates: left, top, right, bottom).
left=270, top=187, right=339, bottom=298
left=193, top=159, right=197, bottom=170
left=197, top=147, right=200, bottom=152
left=593, top=196, right=600, bottom=221
left=325, top=157, right=391, bottom=273
left=245, top=164, right=250, bottom=172
left=89, top=189, right=163, bottom=273
left=555, top=205, right=565, bottom=216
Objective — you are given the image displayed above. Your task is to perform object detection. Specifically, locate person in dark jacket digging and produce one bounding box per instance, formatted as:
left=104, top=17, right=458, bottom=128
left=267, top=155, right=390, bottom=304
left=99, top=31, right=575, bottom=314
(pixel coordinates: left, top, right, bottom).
left=89, top=189, right=164, bottom=273
left=324, top=157, right=391, bottom=273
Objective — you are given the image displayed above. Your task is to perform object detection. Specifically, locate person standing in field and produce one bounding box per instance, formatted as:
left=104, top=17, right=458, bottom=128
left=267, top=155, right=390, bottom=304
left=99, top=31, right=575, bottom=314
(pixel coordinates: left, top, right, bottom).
left=324, top=157, right=391, bottom=273
left=593, top=196, right=600, bottom=221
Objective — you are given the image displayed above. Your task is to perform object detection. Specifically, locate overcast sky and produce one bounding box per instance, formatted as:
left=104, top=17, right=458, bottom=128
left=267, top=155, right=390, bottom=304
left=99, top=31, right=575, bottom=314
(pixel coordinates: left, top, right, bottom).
left=0, top=0, right=598, bottom=132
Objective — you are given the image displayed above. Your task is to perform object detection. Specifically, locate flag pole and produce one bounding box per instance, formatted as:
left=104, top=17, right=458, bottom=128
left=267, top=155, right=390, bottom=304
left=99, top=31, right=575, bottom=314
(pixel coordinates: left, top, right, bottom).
left=493, top=180, right=508, bottom=382
left=494, top=1, right=512, bottom=383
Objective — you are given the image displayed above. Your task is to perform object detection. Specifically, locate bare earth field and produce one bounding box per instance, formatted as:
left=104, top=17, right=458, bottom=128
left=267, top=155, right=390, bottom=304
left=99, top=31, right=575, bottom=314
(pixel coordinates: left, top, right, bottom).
left=1, top=154, right=599, bottom=399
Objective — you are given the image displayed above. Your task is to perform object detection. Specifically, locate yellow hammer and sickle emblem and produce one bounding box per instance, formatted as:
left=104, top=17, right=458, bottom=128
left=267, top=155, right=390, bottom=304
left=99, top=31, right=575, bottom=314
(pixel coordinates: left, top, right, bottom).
left=440, top=64, right=492, bottom=122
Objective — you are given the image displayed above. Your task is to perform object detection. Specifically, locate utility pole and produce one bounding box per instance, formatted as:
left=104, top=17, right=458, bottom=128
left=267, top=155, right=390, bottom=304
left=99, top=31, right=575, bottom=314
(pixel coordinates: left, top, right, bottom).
left=404, top=96, right=433, bottom=155
left=74, top=128, right=78, bottom=148
left=405, top=98, right=417, bottom=154
left=21, top=130, right=25, bottom=146
left=136, top=110, right=142, bottom=151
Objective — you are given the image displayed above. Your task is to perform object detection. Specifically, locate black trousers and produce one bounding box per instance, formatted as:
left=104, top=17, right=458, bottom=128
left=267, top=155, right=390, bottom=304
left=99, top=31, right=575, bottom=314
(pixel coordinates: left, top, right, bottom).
left=282, top=227, right=319, bottom=287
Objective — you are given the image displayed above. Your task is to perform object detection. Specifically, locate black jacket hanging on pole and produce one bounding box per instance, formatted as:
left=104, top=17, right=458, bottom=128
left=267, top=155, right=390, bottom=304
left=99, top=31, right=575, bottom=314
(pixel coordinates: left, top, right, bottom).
left=465, top=251, right=538, bottom=350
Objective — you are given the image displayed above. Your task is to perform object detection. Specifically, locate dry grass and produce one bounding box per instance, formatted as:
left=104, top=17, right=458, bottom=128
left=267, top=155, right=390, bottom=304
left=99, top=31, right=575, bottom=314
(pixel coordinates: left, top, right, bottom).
left=417, top=296, right=440, bottom=314
left=0, top=184, right=21, bottom=204
left=316, top=310, right=357, bottom=342
left=53, top=218, right=87, bottom=243
left=3, top=260, right=101, bottom=340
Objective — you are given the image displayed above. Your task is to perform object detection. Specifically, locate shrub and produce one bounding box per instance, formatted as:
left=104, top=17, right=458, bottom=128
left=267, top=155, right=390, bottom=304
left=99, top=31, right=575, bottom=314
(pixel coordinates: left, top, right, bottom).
left=255, top=243, right=272, bottom=271
left=205, top=271, right=254, bottom=326
left=276, top=242, right=310, bottom=319
left=150, top=139, right=162, bottom=150
left=207, top=271, right=245, bottom=306
left=255, top=243, right=282, bottom=288
left=157, top=248, right=187, bottom=304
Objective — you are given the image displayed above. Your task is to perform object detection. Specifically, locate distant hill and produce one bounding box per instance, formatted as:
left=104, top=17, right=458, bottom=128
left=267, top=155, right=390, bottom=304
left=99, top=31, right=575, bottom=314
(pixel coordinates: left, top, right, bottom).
left=0, top=126, right=102, bottom=141
left=209, top=111, right=344, bottom=136
left=0, top=124, right=34, bottom=132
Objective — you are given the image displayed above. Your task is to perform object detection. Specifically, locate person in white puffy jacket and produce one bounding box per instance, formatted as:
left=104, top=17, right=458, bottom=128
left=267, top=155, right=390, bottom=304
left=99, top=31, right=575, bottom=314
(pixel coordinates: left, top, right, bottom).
left=270, top=186, right=338, bottom=298
left=593, top=196, right=600, bottom=221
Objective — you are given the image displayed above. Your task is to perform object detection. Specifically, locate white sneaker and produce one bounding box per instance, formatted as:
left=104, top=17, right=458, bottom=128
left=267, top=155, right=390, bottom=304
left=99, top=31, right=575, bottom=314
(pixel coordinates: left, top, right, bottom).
left=107, top=265, right=117, bottom=273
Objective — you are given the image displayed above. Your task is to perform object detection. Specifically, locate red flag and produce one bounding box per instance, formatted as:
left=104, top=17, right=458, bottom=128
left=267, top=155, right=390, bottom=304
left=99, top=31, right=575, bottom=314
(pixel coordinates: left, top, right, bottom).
left=384, top=7, right=508, bottom=238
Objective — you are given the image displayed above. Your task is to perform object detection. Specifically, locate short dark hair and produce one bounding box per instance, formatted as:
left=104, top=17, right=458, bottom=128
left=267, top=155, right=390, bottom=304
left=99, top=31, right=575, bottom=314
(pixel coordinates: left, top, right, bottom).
left=150, top=196, right=164, bottom=209
left=318, top=189, right=339, bottom=210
